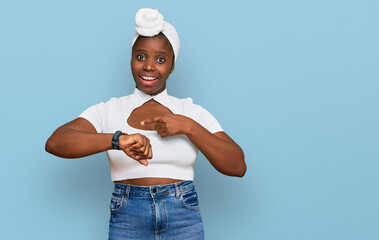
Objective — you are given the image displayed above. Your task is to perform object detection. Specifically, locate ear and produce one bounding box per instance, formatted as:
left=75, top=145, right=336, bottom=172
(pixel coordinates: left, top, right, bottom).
left=170, top=61, right=175, bottom=73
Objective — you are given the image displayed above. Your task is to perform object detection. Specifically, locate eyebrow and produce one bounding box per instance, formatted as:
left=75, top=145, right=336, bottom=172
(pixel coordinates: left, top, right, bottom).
left=134, top=49, right=168, bottom=55
left=134, top=49, right=147, bottom=52
left=155, top=51, right=168, bottom=55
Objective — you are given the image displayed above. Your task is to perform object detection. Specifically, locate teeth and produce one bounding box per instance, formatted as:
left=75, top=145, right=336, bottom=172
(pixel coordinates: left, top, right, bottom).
left=141, top=76, right=156, bottom=81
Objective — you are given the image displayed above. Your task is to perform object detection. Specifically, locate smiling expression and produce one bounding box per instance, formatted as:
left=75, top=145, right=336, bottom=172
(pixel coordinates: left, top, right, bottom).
left=131, top=34, right=175, bottom=95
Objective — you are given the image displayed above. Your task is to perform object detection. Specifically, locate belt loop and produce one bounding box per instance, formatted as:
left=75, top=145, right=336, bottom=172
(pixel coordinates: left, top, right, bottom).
left=174, top=182, right=180, bottom=198
left=125, top=185, right=130, bottom=199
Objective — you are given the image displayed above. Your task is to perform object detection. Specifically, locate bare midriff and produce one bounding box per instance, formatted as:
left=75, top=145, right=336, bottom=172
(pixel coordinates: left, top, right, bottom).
left=115, top=178, right=184, bottom=186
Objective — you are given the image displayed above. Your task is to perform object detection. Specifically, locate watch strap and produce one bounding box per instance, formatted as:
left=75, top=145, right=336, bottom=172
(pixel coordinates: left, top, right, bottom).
left=112, top=131, right=124, bottom=150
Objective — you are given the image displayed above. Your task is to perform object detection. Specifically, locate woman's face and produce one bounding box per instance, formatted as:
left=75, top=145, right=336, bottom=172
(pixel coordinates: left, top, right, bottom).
left=131, top=34, right=175, bottom=95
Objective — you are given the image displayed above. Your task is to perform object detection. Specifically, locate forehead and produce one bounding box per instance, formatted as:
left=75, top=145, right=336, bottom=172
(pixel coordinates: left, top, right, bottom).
left=132, top=34, right=173, bottom=53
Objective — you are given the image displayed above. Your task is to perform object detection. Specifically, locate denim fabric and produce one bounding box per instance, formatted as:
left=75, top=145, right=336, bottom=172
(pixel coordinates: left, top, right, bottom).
left=108, top=181, right=204, bottom=240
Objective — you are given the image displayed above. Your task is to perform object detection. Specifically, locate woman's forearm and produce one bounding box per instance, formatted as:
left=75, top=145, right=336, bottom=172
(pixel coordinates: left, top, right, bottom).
left=185, top=122, right=246, bottom=177
left=45, top=127, right=113, bottom=158
left=46, top=118, right=152, bottom=162
left=140, top=114, right=246, bottom=177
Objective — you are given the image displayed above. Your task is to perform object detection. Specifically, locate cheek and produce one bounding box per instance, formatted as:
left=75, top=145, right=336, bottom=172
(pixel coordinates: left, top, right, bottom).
left=158, top=64, right=173, bottom=76
left=130, top=61, right=141, bottom=73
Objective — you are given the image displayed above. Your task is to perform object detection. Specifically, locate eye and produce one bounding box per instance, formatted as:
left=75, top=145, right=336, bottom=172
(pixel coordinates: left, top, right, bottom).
left=136, top=54, right=145, bottom=60
left=157, top=57, right=166, bottom=63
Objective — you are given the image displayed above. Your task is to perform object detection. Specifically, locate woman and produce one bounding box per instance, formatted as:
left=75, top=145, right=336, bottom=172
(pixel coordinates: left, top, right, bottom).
left=46, top=8, right=246, bottom=240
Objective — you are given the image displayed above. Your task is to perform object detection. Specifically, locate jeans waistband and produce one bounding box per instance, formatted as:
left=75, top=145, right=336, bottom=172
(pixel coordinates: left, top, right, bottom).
left=113, top=180, right=194, bottom=196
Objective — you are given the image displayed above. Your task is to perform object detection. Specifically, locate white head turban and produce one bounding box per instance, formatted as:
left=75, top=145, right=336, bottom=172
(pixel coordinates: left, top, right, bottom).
left=131, top=8, right=180, bottom=62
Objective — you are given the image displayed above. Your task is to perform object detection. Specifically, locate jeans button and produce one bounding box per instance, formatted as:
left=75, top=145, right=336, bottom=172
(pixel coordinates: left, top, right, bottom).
left=152, top=188, right=156, bottom=193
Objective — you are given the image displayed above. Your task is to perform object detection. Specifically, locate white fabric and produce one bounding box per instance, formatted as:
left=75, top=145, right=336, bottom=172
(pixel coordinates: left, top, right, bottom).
left=78, top=88, right=223, bottom=181
left=131, top=8, right=180, bottom=62
left=135, top=8, right=165, bottom=37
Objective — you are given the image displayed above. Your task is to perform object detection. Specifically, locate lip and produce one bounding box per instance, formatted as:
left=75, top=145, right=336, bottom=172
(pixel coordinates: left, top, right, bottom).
left=139, top=75, right=158, bottom=86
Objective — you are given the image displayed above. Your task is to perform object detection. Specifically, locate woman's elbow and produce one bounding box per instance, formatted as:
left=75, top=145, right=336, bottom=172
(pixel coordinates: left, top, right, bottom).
left=234, top=149, right=246, bottom=177
left=223, top=163, right=246, bottom=178
left=237, top=163, right=247, bottom=177
left=45, top=137, right=56, bottom=154
left=225, top=152, right=246, bottom=177
left=45, top=135, right=64, bottom=156
left=233, top=159, right=247, bottom=177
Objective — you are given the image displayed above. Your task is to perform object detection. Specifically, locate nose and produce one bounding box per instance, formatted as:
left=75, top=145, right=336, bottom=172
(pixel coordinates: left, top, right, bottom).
left=143, top=58, right=155, bottom=72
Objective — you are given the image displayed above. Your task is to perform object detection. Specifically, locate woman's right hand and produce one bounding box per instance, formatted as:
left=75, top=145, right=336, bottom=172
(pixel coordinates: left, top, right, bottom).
left=118, top=134, right=152, bottom=166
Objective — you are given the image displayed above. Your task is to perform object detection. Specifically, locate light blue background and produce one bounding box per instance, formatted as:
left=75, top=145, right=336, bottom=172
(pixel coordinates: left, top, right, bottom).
left=1, top=0, right=378, bottom=239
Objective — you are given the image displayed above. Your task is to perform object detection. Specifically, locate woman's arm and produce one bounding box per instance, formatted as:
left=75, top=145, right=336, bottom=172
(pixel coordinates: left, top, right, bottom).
left=141, top=115, right=246, bottom=177
left=45, top=118, right=152, bottom=165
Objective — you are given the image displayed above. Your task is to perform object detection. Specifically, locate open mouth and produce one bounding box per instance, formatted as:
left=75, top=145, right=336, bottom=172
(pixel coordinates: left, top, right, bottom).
left=139, top=75, right=158, bottom=86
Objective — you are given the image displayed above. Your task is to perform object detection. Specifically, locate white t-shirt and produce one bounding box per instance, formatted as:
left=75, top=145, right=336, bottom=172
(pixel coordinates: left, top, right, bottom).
left=79, top=88, right=223, bottom=181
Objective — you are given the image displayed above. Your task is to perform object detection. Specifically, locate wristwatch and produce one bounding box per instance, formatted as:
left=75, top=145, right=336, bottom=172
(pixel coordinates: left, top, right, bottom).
left=112, top=131, right=124, bottom=150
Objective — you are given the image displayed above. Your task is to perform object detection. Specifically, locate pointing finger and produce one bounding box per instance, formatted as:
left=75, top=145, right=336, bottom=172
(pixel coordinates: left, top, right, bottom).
left=141, top=116, right=162, bottom=126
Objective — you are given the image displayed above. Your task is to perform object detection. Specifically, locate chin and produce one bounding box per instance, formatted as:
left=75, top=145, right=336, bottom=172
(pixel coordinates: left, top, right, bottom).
left=136, top=84, right=165, bottom=96
left=136, top=86, right=156, bottom=95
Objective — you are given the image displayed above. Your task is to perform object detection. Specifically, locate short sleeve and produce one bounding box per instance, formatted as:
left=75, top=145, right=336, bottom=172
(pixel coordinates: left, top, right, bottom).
left=78, top=102, right=108, bottom=133
left=191, top=104, right=223, bottom=134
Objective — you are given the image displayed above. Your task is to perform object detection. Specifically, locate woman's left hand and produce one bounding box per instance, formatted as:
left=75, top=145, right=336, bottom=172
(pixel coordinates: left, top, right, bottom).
left=141, top=114, right=193, bottom=138
left=142, top=113, right=246, bottom=177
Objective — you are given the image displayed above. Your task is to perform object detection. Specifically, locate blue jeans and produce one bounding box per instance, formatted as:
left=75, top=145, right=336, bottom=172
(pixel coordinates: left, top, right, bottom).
left=108, top=181, right=204, bottom=240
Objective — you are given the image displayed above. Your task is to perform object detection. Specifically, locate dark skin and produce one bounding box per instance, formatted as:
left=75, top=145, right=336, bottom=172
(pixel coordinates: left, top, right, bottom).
left=45, top=34, right=246, bottom=186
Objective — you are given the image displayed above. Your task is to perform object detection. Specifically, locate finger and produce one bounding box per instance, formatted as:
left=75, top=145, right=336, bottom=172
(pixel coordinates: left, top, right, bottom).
left=154, top=123, right=166, bottom=133
left=143, top=144, right=152, bottom=159
left=131, top=136, right=147, bottom=151
left=153, top=122, right=160, bottom=131
left=141, top=138, right=149, bottom=154
left=130, top=148, right=143, bottom=155
left=123, top=150, right=139, bottom=160
left=138, top=159, right=148, bottom=166
left=123, top=148, right=149, bottom=163
left=131, top=141, right=144, bottom=150
left=160, top=131, right=169, bottom=138
left=141, top=116, right=162, bottom=126
left=134, top=154, right=149, bottom=163
left=154, top=122, right=167, bottom=133
left=132, top=140, right=149, bottom=155
left=157, top=127, right=168, bottom=137
left=157, top=129, right=164, bottom=136
left=143, top=146, right=150, bottom=157
left=135, top=137, right=148, bottom=154
left=147, top=147, right=153, bottom=159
